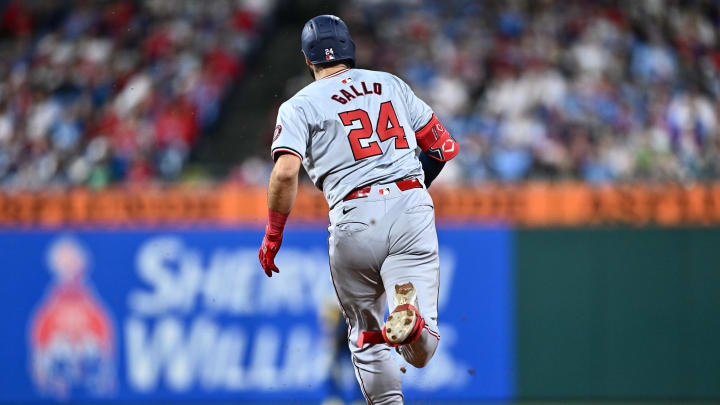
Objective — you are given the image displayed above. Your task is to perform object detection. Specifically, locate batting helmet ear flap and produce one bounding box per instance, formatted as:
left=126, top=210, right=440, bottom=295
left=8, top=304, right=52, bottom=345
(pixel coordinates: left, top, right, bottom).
left=301, top=15, right=356, bottom=65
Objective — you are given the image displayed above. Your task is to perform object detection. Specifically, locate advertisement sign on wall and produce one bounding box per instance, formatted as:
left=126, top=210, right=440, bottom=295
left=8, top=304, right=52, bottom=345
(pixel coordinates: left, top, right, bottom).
left=0, top=227, right=512, bottom=402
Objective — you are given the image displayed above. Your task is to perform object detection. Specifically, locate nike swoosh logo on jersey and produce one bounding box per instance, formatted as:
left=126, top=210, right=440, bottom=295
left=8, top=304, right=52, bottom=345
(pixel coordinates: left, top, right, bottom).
left=342, top=206, right=357, bottom=215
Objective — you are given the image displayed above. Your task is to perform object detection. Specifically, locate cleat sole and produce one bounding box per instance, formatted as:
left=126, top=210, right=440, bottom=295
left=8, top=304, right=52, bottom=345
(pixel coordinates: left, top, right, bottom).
left=384, top=282, right=419, bottom=345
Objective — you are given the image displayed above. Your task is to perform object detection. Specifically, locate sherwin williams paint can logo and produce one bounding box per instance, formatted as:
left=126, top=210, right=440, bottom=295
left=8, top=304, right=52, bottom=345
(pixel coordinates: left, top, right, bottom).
left=28, top=237, right=116, bottom=399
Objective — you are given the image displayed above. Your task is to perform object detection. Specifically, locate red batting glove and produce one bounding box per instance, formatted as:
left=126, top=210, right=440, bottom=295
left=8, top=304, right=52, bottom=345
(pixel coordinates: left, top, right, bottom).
left=259, top=226, right=282, bottom=277
left=258, top=209, right=288, bottom=277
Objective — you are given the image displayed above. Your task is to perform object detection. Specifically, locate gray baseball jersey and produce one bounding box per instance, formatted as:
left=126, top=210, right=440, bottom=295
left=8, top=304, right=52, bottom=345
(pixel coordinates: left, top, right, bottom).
left=271, top=68, right=433, bottom=208
left=272, top=67, right=442, bottom=405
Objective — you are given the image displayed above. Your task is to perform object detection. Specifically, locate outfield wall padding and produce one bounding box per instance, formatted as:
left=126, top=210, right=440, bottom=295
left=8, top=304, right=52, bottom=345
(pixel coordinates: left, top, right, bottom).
left=515, top=228, right=720, bottom=399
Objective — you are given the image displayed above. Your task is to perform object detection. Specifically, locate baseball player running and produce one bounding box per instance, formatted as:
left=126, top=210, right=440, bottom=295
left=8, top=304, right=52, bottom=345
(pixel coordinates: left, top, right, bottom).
left=258, top=15, right=459, bottom=404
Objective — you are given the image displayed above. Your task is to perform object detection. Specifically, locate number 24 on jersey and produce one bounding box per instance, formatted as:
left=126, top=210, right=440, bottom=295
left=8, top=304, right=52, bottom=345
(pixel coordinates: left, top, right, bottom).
left=338, top=101, right=408, bottom=160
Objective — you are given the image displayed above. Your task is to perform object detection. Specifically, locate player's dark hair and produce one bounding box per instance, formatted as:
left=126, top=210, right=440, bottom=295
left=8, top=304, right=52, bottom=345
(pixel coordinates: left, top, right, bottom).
left=315, top=59, right=355, bottom=69
left=307, top=59, right=354, bottom=80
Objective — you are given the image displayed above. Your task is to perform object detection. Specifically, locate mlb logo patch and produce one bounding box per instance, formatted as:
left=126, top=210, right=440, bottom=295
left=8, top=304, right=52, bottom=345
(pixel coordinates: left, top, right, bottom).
left=325, top=48, right=335, bottom=60
left=341, top=77, right=353, bottom=84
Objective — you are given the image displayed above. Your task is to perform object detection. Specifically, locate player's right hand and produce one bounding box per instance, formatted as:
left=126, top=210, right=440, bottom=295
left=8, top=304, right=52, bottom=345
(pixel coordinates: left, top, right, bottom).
left=259, top=225, right=282, bottom=277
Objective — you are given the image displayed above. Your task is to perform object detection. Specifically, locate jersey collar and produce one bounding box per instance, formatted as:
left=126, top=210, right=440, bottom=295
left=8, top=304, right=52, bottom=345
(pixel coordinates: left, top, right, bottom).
left=321, top=67, right=352, bottom=80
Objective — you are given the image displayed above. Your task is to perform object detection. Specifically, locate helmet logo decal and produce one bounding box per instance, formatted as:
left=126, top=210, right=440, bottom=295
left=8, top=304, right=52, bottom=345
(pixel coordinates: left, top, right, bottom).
left=325, top=48, right=335, bottom=60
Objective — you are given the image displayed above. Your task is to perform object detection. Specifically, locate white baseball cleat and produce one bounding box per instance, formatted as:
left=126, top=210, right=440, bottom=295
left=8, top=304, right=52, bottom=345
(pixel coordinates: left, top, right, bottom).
left=383, top=282, right=424, bottom=346
left=355, top=282, right=426, bottom=348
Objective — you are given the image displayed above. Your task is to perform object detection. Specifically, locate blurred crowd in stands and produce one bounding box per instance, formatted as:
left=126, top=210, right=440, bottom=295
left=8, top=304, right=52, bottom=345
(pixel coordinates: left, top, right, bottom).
left=340, top=0, right=720, bottom=184
left=0, top=0, right=273, bottom=190
left=2, top=0, right=720, bottom=189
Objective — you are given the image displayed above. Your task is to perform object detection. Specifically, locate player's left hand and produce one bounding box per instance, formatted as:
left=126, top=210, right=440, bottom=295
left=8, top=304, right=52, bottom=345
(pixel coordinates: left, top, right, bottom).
left=259, top=225, right=282, bottom=277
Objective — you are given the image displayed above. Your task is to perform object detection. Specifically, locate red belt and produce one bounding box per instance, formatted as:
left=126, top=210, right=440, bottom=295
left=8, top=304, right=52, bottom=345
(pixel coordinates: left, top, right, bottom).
left=343, top=178, right=423, bottom=201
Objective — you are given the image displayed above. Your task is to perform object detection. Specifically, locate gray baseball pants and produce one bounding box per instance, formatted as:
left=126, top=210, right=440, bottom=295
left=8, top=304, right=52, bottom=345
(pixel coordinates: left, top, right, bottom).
left=328, top=180, right=441, bottom=404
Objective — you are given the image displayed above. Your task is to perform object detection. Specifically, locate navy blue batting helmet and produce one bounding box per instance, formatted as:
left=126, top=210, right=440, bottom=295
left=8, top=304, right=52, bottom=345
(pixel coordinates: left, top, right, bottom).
left=301, top=15, right=355, bottom=65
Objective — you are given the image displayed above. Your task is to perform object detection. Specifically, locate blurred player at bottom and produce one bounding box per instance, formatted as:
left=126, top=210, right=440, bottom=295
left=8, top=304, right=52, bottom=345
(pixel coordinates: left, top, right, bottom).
left=258, top=15, right=459, bottom=404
